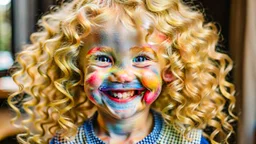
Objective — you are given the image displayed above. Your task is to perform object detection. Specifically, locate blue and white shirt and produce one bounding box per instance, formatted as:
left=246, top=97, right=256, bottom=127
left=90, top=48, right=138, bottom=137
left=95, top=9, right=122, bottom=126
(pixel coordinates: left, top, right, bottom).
left=50, top=110, right=209, bottom=144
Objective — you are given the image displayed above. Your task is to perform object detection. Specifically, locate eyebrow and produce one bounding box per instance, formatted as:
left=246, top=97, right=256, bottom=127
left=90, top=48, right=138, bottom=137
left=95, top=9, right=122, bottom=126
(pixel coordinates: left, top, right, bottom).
left=130, top=46, right=157, bottom=56
left=87, top=47, right=113, bottom=55
left=86, top=46, right=157, bottom=59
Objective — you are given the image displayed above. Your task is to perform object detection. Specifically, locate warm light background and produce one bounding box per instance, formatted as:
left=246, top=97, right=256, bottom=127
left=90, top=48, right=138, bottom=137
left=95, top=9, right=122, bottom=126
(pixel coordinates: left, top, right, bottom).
left=0, top=0, right=255, bottom=143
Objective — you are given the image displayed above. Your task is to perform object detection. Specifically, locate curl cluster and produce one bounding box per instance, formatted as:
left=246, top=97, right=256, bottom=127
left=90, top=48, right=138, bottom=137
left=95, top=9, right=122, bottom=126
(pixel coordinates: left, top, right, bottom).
left=8, top=0, right=237, bottom=143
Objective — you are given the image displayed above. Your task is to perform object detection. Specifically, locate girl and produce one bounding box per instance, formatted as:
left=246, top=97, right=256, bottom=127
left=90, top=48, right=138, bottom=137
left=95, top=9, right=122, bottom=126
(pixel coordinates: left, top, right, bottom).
left=8, top=0, right=237, bottom=143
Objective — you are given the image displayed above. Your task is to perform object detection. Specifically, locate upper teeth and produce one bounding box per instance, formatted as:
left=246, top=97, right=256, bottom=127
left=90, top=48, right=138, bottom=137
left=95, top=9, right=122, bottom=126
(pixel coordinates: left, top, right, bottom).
left=111, top=91, right=134, bottom=99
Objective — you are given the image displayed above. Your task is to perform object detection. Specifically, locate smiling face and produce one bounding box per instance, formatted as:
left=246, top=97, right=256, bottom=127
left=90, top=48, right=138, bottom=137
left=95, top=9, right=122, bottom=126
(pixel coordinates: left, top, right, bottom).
left=80, top=17, right=168, bottom=119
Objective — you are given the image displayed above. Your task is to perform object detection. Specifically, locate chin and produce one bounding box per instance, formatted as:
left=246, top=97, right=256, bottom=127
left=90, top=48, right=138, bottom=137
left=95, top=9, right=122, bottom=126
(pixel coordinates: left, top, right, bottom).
left=99, top=92, right=147, bottom=119
left=108, top=108, right=139, bottom=119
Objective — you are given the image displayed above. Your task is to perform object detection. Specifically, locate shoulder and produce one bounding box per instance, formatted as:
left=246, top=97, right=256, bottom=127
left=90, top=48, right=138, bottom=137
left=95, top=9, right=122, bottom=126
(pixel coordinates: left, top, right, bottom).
left=159, top=122, right=204, bottom=144
left=49, top=123, right=87, bottom=144
left=200, top=136, right=209, bottom=144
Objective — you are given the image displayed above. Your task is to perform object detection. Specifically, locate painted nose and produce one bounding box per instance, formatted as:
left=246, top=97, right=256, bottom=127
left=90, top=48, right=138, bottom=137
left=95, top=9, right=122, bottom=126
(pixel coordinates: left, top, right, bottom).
left=108, top=69, right=135, bottom=83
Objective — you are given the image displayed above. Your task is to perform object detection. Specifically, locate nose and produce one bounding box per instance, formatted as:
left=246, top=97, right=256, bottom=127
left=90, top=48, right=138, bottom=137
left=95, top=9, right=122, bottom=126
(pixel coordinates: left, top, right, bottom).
left=108, top=69, right=135, bottom=83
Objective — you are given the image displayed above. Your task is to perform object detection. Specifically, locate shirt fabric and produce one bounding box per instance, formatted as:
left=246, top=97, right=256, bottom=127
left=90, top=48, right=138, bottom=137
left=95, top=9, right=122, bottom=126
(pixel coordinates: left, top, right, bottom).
left=50, top=110, right=208, bottom=144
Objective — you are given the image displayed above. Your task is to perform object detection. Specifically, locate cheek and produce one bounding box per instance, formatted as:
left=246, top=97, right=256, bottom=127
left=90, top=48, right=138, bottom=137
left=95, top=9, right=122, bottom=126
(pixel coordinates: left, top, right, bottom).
left=84, top=71, right=105, bottom=103
left=140, top=69, right=162, bottom=104
left=85, top=68, right=106, bottom=88
left=140, top=69, right=162, bottom=90
left=86, top=72, right=102, bottom=88
left=87, top=90, right=102, bottom=104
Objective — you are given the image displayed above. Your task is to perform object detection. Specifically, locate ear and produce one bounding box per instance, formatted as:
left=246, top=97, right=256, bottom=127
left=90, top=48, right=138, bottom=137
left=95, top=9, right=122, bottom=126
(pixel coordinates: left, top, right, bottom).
left=162, top=67, right=174, bottom=82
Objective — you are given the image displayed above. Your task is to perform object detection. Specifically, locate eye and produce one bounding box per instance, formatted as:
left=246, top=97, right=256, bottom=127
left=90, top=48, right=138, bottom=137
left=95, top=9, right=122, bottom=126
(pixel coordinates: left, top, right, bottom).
left=95, top=55, right=112, bottom=63
left=133, top=55, right=149, bottom=63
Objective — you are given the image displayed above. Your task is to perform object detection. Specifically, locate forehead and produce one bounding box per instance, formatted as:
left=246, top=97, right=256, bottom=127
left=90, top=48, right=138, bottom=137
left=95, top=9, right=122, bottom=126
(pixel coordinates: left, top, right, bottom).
left=84, top=21, right=147, bottom=53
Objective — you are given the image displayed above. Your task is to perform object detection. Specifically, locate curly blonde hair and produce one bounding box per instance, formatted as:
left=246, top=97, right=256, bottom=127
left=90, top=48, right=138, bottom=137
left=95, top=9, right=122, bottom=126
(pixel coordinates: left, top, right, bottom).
left=8, top=0, right=237, bottom=143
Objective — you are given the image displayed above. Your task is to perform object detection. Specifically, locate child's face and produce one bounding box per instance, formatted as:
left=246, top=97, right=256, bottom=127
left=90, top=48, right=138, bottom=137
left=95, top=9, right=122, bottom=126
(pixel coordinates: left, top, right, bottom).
left=80, top=20, right=167, bottom=119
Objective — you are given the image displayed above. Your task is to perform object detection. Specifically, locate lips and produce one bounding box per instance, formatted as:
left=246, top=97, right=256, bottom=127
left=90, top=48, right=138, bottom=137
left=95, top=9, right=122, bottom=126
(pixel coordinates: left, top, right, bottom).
left=101, top=89, right=145, bottom=103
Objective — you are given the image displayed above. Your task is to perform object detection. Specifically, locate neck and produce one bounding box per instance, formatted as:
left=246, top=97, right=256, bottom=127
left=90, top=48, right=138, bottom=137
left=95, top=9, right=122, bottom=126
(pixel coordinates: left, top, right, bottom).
left=94, top=107, right=153, bottom=143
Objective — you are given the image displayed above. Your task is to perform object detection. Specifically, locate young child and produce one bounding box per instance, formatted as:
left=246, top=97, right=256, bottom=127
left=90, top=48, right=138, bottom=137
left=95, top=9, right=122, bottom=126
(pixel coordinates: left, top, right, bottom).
left=8, top=0, right=237, bottom=143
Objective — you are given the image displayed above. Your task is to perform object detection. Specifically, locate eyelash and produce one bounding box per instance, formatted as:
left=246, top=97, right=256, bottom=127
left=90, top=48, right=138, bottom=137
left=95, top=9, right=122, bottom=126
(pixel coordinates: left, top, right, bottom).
left=93, top=54, right=151, bottom=64
left=133, top=55, right=150, bottom=63
left=95, top=55, right=112, bottom=63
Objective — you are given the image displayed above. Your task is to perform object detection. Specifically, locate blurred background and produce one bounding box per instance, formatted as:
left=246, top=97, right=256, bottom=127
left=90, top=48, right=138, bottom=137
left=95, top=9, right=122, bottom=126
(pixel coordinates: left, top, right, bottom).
left=0, top=0, right=255, bottom=143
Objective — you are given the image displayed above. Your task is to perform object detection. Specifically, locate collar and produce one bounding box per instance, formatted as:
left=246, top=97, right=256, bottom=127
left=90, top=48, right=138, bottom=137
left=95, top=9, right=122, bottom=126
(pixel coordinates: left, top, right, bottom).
left=83, top=109, right=164, bottom=144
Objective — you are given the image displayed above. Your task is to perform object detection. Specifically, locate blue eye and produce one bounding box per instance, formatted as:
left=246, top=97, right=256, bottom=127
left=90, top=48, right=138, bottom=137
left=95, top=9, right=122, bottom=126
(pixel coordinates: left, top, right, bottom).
left=133, top=56, right=149, bottom=62
left=95, top=55, right=112, bottom=63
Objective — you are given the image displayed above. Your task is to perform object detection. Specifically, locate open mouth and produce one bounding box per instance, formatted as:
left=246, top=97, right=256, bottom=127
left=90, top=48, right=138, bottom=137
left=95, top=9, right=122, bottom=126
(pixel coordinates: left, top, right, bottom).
left=101, top=89, right=146, bottom=103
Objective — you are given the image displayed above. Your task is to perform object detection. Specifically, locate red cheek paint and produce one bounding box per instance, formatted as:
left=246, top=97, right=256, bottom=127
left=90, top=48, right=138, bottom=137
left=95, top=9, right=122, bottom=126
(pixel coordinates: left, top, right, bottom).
left=143, top=87, right=161, bottom=104
left=140, top=70, right=162, bottom=104
left=86, top=73, right=101, bottom=87
left=87, top=47, right=101, bottom=55
left=144, top=90, right=156, bottom=104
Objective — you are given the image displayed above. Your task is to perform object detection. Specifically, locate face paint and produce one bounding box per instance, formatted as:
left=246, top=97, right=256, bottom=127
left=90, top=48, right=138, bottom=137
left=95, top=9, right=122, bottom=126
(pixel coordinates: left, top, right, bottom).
left=87, top=47, right=101, bottom=55
left=85, top=72, right=105, bottom=105
left=86, top=72, right=102, bottom=88
left=99, top=79, right=144, bottom=102
left=80, top=18, right=166, bottom=119
left=102, top=93, right=143, bottom=118
left=99, top=79, right=144, bottom=92
left=140, top=70, right=162, bottom=104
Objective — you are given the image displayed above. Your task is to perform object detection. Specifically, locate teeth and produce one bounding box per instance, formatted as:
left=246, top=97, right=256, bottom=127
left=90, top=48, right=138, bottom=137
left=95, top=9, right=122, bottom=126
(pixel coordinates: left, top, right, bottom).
left=123, top=93, right=127, bottom=98
left=113, top=93, right=118, bottom=97
left=110, top=91, right=136, bottom=99
left=118, top=93, right=122, bottom=98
